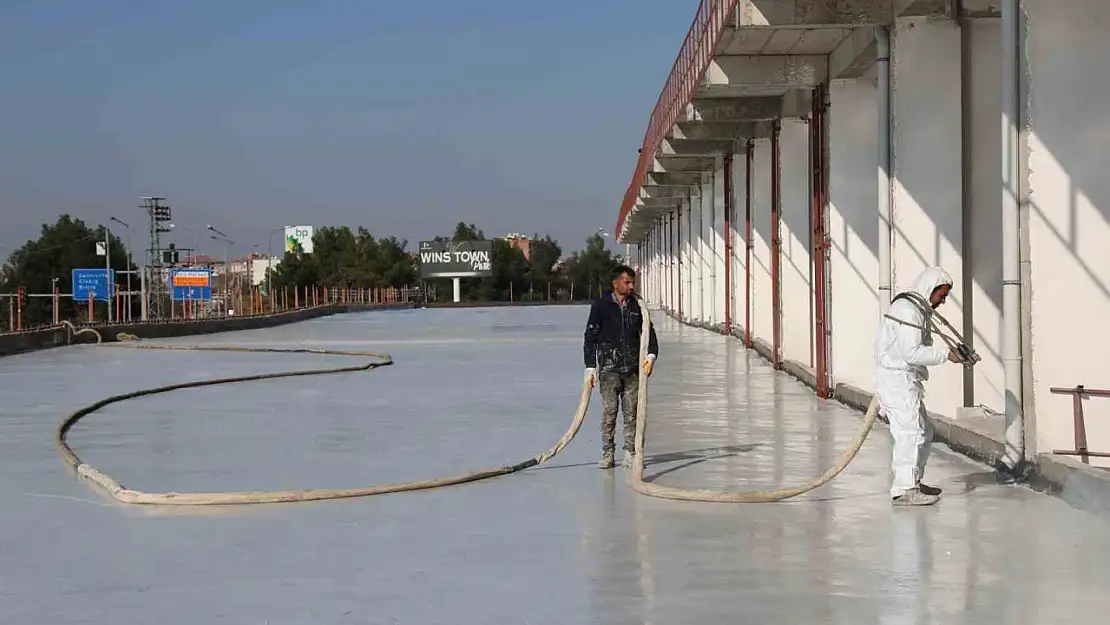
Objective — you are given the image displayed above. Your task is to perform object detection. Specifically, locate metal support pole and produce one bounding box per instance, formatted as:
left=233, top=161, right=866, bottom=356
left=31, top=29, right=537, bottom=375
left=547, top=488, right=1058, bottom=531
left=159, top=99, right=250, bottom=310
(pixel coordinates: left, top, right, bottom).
left=1001, top=0, right=1026, bottom=470
left=105, top=228, right=113, bottom=323
left=877, top=26, right=893, bottom=312
left=771, top=119, right=782, bottom=369
left=811, top=83, right=831, bottom=398
left=723, top=152, right=733, bottom=335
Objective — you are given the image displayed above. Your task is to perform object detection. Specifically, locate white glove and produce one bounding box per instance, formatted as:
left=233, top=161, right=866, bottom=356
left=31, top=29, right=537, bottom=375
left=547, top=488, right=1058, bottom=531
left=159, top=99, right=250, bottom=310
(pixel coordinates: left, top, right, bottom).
left=585, top=367, right=597, bottom=387
left=643, top=353, right=656, bottom=376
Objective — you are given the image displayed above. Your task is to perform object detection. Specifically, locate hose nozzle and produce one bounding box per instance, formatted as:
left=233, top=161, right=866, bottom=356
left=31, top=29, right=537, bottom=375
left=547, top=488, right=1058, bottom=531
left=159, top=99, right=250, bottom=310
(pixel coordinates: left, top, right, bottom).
left=955, top=342, right=981, bottom=368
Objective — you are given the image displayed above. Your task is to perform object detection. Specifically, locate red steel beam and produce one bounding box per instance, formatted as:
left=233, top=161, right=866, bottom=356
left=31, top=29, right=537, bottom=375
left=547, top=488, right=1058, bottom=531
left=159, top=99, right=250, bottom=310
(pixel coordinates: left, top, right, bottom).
left=723, top=152, right=733, bottom=335
left=812, top=83, right=831, bottom=398
left=744, top=139, right=753, bottom=348
left=771, top=120, right=782, bottom=369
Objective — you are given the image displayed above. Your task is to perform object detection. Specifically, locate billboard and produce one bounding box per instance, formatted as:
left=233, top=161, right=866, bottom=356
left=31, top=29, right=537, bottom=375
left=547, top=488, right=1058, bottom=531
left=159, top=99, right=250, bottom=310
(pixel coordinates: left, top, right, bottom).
left=71, top=268, right=115, bottom=301
left=418, top=240, right=493, bottom=278
left=169, top=268, right=213, bottom=301
left=285, top=225, right=314, bottom=254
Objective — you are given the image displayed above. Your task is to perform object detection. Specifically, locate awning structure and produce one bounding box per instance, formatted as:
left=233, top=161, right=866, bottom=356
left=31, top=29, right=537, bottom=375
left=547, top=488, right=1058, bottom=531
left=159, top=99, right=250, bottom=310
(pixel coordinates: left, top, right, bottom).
left=614, top=0, right=961, bottom=243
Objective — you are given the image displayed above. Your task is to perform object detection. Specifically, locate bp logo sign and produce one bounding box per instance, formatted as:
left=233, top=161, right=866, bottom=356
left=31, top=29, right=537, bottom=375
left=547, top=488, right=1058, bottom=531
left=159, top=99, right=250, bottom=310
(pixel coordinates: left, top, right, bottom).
left=284, top=226, right=314, bottom=254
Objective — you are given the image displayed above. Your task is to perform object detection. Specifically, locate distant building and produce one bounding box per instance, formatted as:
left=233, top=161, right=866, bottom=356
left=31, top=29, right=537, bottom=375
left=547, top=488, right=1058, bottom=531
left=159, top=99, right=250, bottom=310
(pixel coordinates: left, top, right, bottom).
left=499, top=232, right=531, bottom=260
left=179, top=253, right=279, bottom=286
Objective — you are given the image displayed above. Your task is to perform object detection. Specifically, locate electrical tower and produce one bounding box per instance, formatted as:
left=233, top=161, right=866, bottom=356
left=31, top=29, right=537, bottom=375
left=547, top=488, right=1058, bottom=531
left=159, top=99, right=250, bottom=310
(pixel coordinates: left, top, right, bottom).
left=143, top=197, right=172, bottom=319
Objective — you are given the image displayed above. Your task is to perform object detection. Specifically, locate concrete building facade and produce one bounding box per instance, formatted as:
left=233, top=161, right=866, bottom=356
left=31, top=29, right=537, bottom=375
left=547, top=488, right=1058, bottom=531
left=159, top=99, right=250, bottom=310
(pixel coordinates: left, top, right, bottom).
left=620, top=0, right=1110, bottom=470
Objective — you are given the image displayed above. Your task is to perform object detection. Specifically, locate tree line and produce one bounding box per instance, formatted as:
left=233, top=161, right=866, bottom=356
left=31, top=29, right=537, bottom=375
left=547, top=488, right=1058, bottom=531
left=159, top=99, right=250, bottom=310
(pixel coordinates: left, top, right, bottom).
left=269, top=221, right=623, bottom=303
left=1, top=216, right=626, bottom=328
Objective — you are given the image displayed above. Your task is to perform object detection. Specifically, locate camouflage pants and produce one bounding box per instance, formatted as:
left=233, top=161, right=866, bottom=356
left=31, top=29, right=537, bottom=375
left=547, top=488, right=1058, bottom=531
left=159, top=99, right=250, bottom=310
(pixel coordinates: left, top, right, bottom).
left=599, top=371, right=639, bottom=454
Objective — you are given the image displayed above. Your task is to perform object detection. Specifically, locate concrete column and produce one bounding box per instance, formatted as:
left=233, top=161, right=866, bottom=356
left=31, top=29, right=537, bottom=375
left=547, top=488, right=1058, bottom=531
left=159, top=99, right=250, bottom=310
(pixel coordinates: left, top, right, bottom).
left=827, top=78, right=880, bottom=392
left=677, top=207, right=684, bottom=317
left=693, top=185, right=706, bottom=323
left=652, top=224, right=657, bottom=306
left=690, top=193, right=701, bottom=322
left=779, top=118, right=814, bottom=366
left=654, top=218, right=661, bottom=309
left=664, top=214, right=671, bottom=311
left=891, top=16, right=964, bottom=416
left=683, top=201, right=693, bottom=320
left=671, top=210, right=678, bottom=314
left=670, top=212, right=676, bottom=312
left=751, top=137, right=774, bottom=346
left=713, top=155, right=727, bottom=331
left=731, top=148, right=748, bottom=338
left=701, top=171, right=715, bottom=325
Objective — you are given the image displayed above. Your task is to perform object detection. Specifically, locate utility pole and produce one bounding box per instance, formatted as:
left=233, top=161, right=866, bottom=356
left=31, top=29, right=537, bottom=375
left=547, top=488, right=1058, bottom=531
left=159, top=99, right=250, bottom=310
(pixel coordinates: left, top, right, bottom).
left=143, top=197, right=172, bottom=319
left=104, top=226, right=113, bottom=322
left=110, top=217, right=132, bottom=321
left=210, top=233, right=234, bottom=315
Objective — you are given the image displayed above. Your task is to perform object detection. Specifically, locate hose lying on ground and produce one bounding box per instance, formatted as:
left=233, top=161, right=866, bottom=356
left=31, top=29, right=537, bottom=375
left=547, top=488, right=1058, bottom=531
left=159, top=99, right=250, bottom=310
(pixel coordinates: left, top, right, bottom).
left=55, top=305, right=882, bottom=506
left=59, top=320, right=104, bottom=344
left=55, top=342, right=593, bottom=505
left=625, top=305, right=882, bottom=502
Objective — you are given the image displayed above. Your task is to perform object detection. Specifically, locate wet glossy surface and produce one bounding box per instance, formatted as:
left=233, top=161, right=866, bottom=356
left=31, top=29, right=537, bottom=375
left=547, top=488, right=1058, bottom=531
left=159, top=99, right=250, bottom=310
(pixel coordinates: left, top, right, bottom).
left=1, top=306, right=1108, bottom=623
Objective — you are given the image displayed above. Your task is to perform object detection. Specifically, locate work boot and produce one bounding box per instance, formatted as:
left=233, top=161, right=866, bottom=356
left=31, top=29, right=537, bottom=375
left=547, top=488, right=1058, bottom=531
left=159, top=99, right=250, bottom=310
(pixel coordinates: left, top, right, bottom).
left=892, top=487, right=940, bottom=506
left=621, top=450, right=635, bottom=470
left=598, top=450, right=615, bottom=470
left=918, top=483, right=942, bottom=496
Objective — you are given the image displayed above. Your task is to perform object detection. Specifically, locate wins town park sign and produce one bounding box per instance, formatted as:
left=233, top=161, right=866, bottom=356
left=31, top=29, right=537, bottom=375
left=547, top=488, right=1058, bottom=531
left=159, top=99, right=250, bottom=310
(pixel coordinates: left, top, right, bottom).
left=418, top=241, right=493, bottom=278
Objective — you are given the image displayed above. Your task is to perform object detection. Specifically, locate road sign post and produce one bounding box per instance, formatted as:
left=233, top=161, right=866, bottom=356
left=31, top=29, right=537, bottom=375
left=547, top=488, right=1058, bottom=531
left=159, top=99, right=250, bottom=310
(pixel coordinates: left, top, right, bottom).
left=169, top=268, right=213, bottom=304
left=71, top=269, right=115, bottom=303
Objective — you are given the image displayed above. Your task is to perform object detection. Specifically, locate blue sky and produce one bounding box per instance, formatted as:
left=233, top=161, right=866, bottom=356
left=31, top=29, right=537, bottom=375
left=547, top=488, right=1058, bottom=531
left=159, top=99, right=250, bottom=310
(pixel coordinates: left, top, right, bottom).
left=0, top=0, right=696, bottom=258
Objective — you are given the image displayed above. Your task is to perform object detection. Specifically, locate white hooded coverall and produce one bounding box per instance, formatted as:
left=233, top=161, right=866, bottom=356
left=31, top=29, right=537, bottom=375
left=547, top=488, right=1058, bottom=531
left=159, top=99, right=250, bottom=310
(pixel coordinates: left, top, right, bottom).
left=874, top=267, right=954, bottom=498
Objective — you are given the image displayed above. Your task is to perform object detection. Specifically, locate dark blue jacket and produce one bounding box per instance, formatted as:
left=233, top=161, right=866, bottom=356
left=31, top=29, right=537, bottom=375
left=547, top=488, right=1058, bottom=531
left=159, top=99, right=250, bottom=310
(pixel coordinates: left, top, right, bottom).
left=583, top=291, right=659, bottom=374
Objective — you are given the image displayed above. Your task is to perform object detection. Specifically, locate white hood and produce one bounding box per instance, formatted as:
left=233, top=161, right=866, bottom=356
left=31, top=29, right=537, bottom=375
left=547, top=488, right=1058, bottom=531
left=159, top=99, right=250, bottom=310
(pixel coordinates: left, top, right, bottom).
left=905, top=266, right=954, bottom=301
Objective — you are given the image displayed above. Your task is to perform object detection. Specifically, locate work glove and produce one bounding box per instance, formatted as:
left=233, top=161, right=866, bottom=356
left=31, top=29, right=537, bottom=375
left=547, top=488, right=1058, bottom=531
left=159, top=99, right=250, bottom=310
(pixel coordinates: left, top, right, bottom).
left=585, top=367, right=597, bottom=388
left=642, top=354, right=656, bottom=377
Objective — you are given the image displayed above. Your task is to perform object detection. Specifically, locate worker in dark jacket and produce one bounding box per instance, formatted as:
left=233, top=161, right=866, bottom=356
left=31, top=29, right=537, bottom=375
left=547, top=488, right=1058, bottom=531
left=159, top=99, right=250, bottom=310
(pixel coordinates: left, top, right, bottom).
left=583, top=265, right=659, bottom=469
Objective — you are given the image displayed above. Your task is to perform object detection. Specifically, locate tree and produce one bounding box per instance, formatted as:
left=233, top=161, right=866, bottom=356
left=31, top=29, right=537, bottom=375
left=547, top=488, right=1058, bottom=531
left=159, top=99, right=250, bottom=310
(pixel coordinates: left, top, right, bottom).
left=527, top=234, right=562, bottom=278
left=0, top=215, right=136, bottom=327
left=451, top=222, right=484, bottom=242
left=561, top=233, right=621, bottom=300
left=266, top=226, right=417, bottom=293
left=2, top=214, right=621, bottom=325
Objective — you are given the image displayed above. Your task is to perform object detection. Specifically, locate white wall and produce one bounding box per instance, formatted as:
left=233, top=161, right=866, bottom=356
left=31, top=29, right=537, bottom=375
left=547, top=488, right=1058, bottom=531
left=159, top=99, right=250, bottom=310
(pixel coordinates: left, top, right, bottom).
left=751, top=138, right=774, bottom=345
left=779, top=118, right=813, bottom=365
left=828, top=78, right=880, bottom=392
left=966, top=19, right=1006, bottom=414
left=1025, top=0, right=1110, bottom=464
left=712, top=155, right=728, bottom=329
left=731, top=150, right=748, bottom=336
left=891, top=16, right=965, bottom=418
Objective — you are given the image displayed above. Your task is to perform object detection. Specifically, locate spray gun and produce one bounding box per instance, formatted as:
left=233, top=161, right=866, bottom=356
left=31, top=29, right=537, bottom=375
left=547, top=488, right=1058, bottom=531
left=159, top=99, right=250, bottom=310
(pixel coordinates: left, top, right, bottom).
left=885, top=292, right=981, bottom=370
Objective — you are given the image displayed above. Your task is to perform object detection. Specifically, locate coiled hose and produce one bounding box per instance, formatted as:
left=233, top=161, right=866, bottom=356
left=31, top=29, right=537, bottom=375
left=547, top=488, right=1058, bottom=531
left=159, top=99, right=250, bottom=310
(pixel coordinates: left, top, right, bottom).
left=55, top=306, right=881, bottom=506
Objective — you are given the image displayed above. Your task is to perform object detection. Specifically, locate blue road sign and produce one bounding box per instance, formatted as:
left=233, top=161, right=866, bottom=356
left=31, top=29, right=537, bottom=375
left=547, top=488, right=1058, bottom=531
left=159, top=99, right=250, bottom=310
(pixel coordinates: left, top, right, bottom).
left=71, top=268, right=115, bottom=301
left=169, top=268, right=213, bottom=301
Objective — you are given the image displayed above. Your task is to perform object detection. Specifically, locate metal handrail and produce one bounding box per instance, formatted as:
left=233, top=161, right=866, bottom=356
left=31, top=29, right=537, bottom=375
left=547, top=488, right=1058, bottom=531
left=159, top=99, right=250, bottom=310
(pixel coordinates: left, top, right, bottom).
left=1050, top=385, right=1110, bottom=463
left=615, top=0, right=739, bottom=239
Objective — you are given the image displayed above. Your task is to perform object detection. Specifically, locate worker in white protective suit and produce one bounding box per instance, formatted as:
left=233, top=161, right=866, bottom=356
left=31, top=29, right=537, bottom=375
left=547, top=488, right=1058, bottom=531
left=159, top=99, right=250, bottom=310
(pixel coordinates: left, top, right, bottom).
left=874, top=266, right=965, bottom=506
